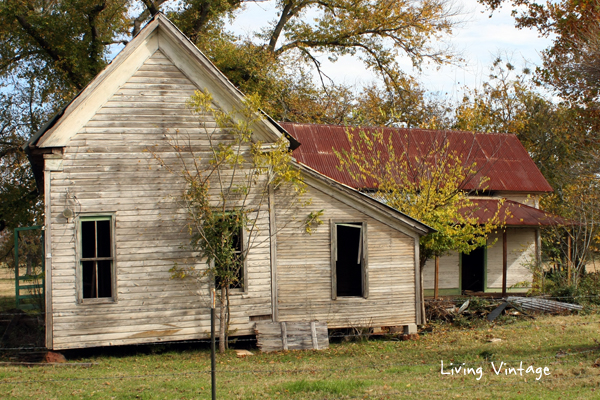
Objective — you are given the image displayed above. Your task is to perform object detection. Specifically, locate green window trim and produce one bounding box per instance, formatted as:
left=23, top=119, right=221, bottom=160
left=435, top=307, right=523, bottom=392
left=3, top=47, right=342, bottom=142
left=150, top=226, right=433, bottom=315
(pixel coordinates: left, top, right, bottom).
left=76, top=213, right=117, bottom=304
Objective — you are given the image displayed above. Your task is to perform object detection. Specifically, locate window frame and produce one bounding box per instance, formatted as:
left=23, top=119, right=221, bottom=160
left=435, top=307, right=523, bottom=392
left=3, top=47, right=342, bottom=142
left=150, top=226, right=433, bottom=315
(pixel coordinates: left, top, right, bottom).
left=76, top=213, right=117, bottom=304
left=212, top=222, right=248, bottom=295
left=330, top=220, right=369, bottom=300
left=224, top=225, right=248, bottom=295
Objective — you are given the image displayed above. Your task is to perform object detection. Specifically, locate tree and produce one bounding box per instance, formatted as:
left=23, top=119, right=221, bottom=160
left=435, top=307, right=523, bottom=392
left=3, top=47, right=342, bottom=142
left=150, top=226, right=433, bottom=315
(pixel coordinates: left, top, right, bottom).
left=154, top=91, right=305, bottom=353
left=452, top=59, right=587, bottom=188
left=477, top=0, right=600, bottom=131
left=453, top=57, right=600, bottom=283
left=349, top=78, right=454, bottom=129
left=335, top=128, right=504, bottom=316
left=541, top=175, right=600, bottom=289
left=0, top=0, right=461, bottom=235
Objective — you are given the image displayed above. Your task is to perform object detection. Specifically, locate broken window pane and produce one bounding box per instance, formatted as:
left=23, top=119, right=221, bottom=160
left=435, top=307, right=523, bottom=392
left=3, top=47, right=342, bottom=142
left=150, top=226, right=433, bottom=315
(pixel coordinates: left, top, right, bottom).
left=336, top=223, right=364, bottom=297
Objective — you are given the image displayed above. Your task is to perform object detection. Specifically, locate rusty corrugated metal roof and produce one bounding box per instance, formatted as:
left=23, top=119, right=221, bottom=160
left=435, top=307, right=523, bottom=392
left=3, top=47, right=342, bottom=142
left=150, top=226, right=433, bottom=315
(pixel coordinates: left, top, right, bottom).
left=466, top=199, right=567, bottom=226
left=283, top=123, right=553, bottom=193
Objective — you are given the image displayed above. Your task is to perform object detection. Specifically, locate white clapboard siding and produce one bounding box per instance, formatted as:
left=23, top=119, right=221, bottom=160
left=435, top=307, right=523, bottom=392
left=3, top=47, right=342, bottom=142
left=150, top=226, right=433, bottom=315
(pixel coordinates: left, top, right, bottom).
left=487, top=228, right=535, bottom=289
left=423, top=253, right=460, bottom=290
left=275, top=185, right=417, bottom=329
left=48, top=50, right=273, bottom=350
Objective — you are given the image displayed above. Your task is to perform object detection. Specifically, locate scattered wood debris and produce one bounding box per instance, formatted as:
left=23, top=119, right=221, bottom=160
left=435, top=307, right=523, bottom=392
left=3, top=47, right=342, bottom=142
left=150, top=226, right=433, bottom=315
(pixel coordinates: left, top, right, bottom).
left=255, top=321, right=328, bottom=352
left=507, top=297, right=583, bottom=314
left=487, top=302, right=510, bottom=322
left=234, top=349, right=253, bottom=357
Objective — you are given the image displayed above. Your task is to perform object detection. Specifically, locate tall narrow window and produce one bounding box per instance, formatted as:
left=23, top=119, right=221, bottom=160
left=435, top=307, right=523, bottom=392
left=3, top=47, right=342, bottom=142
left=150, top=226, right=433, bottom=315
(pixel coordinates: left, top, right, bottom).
left=331, top=222, right=368, bottom=298
left=79, top=216, right=115, bottom=300
left=214, top=225, right=245, bottom=291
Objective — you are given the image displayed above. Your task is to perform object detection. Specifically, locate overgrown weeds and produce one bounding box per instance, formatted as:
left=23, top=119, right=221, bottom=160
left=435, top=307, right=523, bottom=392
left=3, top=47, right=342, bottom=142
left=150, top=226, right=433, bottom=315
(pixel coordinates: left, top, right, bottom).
left=541, top=270, right=600, bottom=306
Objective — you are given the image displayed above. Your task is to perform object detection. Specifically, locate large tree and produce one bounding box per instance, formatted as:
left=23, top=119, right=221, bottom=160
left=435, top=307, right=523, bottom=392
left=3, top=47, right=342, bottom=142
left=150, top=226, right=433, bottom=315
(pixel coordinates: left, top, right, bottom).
left=0, top=0, right=460, bottom=234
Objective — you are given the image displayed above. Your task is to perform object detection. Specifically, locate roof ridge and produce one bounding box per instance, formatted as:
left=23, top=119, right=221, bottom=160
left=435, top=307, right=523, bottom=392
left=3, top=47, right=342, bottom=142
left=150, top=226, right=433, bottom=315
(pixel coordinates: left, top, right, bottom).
left=279, top=121, right=518, bottom=138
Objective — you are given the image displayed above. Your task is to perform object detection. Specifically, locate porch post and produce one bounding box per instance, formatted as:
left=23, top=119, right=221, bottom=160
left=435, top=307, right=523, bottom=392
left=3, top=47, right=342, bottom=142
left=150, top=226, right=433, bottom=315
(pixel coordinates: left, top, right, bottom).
left=502, top=229, right=507, bottom=297
left=434, top=256, right=439, bottom=299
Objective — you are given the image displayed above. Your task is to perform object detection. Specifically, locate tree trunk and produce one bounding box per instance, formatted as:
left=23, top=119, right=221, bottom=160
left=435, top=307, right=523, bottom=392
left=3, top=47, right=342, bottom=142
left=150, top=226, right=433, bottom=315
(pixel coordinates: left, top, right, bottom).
left=219, top=286, right=226, bottom=354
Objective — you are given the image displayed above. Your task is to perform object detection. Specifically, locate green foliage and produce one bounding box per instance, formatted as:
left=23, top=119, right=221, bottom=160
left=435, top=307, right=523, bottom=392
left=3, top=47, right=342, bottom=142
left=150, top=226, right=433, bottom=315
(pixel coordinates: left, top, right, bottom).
left=304, top=210, right=324, bottom=234
left=0, top=0, right=461, bottom=235
left=452, top=59, right=587, bottom=190
left=162, top=90, right=305, bottom=290
left=336, top=128, right=504, bottom=264
left=542, top=271, right=600, bottom=306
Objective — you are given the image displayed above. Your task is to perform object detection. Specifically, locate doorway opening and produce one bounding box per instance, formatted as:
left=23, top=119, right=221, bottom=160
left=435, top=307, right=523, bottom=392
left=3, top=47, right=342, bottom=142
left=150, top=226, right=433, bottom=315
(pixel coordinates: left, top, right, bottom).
left=461, top=247, right=485, bottom=292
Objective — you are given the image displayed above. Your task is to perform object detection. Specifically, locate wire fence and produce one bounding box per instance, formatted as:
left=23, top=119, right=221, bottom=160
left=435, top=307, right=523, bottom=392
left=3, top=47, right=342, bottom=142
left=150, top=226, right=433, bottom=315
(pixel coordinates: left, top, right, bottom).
left=1, top=294, right=599, bottom=353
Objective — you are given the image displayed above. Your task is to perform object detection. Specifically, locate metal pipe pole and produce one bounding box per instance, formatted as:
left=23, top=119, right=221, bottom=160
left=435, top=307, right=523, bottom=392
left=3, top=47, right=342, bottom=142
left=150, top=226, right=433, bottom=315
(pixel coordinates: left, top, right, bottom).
left=211, top=288, right=216, bottom=400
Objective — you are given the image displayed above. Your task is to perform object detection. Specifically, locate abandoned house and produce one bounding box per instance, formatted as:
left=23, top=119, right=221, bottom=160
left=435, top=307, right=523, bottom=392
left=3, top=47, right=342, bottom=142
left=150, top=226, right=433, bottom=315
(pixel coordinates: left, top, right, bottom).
left=24, top=14, right=433, bottom=350
left=282, top=123, right=561, bottom=296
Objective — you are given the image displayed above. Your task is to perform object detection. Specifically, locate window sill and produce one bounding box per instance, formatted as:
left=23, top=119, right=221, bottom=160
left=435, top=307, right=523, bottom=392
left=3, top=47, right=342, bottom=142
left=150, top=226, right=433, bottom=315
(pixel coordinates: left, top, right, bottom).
left=79, top=298, right=117, bottom=305
left=335, top=296, right=367, bottom=301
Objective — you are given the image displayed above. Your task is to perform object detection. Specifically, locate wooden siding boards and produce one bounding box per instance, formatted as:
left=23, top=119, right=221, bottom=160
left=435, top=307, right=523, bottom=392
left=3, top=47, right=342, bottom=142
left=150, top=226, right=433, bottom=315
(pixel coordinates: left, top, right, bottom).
left=275, top=184, right=418, bottom=329
left=423, top=253, right=459, bottom=290
left=47, top=50, right=274, bottom=349
left=33, top=15, right=430, bottom=350
left=487, top=228, right=535, bottom=289
left=422, top=228, right=535, bottom=293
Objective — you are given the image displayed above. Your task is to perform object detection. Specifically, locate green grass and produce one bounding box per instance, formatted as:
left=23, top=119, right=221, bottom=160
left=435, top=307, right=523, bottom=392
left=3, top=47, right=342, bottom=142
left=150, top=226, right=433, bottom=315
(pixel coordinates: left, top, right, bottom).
left=1, top=313, right=599, bottom=399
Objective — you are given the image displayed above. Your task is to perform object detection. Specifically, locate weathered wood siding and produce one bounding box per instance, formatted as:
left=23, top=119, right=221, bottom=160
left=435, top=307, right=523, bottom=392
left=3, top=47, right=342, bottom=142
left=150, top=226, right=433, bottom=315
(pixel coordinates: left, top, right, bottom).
left=274, top=185, right=417, bottom=328
left=487, top=228, right=535, bottom=289
left=423, top=253, right=460, bottom=290
left=423, top=228, right=534, bottom=292
left=48, top=50, right=273, bottom=349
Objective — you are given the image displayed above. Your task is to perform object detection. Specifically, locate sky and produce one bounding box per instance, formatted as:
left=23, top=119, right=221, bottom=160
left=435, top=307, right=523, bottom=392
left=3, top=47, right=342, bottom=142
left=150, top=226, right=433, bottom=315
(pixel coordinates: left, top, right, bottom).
left=226, top=0, right=554, bottom=101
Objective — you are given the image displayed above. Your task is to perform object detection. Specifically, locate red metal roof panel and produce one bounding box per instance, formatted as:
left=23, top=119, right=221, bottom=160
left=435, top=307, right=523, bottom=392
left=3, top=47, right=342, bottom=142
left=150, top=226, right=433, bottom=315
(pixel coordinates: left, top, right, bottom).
left=466, top=199, right=567, bottom=226
left=283, top=123, right=553, bottom=193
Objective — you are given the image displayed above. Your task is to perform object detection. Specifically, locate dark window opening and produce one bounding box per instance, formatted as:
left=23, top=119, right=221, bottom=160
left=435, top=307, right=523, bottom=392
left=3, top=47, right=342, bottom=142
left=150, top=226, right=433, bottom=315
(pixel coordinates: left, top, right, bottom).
left=462, top=247, right=485, bottom=292
left=215, top=226, right=244, bottom=290
left=81, top=219, right=113, bottom=299
left=335, top=223, right=364, bottom=297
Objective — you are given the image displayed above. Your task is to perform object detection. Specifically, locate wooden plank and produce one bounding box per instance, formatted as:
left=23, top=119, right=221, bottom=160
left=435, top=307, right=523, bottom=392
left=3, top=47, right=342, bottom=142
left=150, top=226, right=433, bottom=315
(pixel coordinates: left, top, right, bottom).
left=44, top=167, right=53, bottom=349
left=330, top=219, right=336, bottom=300
left=281, top=322, right=288, bottom=350
left=255, top=321, right=328, bottom=352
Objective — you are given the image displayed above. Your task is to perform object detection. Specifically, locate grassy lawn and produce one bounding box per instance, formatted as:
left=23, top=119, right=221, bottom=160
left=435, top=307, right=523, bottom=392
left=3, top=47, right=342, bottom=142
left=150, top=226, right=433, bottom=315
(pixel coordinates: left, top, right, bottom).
left=1, top=313, right=599, bottom=399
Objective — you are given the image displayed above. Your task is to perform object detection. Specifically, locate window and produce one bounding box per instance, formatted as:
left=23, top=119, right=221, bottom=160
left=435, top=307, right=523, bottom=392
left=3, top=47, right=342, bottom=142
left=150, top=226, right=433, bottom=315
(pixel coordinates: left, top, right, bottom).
left=214, top=225, right=246, bottom=292
left=331, top=221, right=368, bottom=299
left=78, top=215, right=115, bottom=302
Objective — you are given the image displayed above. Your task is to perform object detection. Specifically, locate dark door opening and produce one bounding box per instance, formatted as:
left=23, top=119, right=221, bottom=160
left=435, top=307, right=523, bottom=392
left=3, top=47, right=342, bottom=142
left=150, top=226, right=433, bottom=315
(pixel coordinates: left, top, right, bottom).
left=461, top=247, right=485, bottom=292
left=336, top=223, right=363, bottom=297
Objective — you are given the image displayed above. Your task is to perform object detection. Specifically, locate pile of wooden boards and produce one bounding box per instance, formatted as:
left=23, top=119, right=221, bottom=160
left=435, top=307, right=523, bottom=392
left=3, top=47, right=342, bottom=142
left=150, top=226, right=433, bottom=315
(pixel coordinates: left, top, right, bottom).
left=254, top=321, right=328, bottom=352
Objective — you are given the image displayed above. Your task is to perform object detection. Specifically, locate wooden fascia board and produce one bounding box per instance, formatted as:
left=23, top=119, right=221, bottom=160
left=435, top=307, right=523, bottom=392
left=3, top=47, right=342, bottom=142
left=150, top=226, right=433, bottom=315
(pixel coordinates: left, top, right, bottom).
left=154, top=15, right=283, bottom=146
left=37, top=20, right=160, bottom=148
left=299, top=166, right=430, bottom=238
